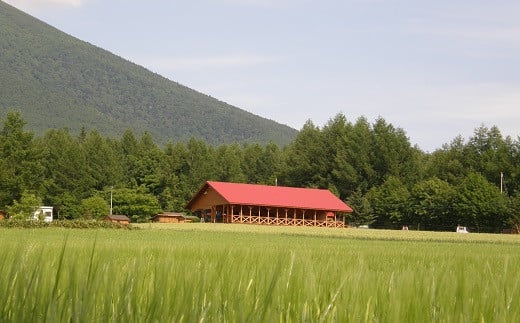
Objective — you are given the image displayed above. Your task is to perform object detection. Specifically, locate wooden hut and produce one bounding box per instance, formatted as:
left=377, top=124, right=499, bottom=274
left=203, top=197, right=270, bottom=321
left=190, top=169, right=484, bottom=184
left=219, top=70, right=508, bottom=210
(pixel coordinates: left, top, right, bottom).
left=0, top=210, right=5, bottom=220
left=104, top=214, right=130, bottom=224
left=151, top=212, right=186, bottom=223
left=186, top=181, right=352, bottom=228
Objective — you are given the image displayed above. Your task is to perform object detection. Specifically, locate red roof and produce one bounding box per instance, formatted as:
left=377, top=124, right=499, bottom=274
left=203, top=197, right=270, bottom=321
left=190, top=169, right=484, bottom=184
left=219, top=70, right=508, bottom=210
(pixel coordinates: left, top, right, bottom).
left=187, top=181, right=352, bottom=212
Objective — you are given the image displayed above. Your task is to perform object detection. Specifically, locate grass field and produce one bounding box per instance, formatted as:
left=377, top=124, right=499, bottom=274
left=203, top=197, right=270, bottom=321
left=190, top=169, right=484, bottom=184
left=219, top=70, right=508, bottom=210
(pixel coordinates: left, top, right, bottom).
left=1, top=224, right=519, bottom=322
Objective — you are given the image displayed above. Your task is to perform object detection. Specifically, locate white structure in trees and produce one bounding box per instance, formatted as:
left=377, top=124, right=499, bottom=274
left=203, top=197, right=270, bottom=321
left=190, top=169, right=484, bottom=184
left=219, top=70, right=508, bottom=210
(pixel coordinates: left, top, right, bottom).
left=33, top=206, right=53, bottom=222
left=456, top=226, right=468, bottom=233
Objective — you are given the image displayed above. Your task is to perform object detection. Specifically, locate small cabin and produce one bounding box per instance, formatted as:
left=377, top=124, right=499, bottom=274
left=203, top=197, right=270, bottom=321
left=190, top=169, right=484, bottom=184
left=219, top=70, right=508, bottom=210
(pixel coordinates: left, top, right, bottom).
left=151, top=212, right=186, bottom=223
left=105, top=214, right=130, bottom=224
left=0, top=210, right=6, bottom=220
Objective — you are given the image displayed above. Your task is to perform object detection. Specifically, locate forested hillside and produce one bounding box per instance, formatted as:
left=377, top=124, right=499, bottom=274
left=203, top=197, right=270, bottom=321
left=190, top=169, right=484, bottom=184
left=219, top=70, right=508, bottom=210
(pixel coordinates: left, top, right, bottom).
left=0, top=1, right=297, bottom=145
left=2, top=112, right=519, bottom=233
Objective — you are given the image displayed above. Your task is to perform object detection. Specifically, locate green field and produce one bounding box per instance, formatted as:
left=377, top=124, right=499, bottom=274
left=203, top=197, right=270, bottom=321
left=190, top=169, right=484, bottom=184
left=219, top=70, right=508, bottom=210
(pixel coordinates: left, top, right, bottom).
left=1, top=224, right=519, bottom=322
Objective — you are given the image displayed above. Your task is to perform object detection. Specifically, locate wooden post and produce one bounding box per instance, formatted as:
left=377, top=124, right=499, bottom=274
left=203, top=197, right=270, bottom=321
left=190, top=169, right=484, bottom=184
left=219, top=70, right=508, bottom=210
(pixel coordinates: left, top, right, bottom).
left=225, top=205, right=228, bottom=223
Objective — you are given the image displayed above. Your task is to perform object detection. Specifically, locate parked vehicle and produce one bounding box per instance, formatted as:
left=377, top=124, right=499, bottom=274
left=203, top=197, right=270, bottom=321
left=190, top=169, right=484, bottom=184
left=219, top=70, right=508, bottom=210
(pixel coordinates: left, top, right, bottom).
left=456, top=226, right=468, bottom=233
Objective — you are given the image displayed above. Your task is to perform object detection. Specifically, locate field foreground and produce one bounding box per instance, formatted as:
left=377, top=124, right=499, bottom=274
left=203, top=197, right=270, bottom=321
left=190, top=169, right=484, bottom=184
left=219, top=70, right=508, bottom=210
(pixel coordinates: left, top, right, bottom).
left=1, top=224, right=520, bottom=322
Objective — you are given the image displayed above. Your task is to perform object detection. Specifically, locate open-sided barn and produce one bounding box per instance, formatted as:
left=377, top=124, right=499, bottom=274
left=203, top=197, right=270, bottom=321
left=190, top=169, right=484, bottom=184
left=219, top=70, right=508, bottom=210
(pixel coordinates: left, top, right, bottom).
left=186, top=181, right=352, bottom=228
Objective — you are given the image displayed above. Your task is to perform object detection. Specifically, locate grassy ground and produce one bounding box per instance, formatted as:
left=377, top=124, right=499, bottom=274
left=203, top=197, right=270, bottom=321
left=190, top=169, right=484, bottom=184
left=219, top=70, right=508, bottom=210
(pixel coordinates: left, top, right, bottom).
left=1, top=224, right=519, bottom=322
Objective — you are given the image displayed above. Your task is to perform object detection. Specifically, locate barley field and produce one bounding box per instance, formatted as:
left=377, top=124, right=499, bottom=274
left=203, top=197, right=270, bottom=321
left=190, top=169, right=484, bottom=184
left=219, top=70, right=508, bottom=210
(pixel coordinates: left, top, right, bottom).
left=1, top=224, right=519, bottom=322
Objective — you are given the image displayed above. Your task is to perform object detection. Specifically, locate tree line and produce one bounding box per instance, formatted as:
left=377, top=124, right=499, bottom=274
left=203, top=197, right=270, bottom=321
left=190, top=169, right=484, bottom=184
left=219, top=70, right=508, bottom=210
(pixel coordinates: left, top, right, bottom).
left=1, top=111, right=519, bottom=232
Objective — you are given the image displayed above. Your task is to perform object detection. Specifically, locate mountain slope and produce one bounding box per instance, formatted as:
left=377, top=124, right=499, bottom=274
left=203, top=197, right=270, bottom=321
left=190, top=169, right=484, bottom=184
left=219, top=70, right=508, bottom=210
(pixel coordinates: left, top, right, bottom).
left=0, top=1, right=297, bottom=145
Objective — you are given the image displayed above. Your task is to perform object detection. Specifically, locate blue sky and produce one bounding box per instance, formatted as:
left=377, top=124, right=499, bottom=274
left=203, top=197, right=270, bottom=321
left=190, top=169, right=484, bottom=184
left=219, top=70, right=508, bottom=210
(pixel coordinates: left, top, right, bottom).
left=5, top=0, right=520, bottom=151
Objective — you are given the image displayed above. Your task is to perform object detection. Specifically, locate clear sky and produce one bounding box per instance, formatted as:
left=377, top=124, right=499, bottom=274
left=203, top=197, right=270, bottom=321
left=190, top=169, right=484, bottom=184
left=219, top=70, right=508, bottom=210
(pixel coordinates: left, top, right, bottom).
left=4, top=0, right=520, bottom=151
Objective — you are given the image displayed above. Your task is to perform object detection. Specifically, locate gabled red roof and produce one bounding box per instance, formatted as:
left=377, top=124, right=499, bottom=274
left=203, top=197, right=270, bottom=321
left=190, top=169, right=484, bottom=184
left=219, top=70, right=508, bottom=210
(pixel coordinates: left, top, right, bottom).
left=187, top=181, right=352, bottom=212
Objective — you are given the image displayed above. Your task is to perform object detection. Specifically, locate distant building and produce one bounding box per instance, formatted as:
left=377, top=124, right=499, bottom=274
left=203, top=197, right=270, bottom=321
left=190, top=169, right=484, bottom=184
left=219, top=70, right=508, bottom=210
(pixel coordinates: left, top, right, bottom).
left=104, top=214, right=130, bottom=224
left=186, top=181, right=352, bottom=228
left=33, top=206, right=53, bottom=222
left=151, top=212, right=186, bottom=223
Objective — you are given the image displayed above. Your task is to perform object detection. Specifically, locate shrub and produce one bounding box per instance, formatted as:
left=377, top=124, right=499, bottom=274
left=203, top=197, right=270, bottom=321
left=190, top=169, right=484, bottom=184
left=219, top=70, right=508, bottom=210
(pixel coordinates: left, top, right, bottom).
left=0, top=219, right=135, bottom=229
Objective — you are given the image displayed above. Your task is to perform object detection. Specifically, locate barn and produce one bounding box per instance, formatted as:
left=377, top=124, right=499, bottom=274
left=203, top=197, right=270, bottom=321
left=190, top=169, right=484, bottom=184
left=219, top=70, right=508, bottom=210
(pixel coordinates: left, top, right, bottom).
left=186, top=181, right=352, bottom=228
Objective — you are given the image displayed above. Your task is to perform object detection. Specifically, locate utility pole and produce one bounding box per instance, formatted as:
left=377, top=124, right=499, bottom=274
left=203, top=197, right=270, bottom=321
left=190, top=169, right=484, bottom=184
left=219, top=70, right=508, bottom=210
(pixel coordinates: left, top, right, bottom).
left=500, top=172, right=503, bottom=194
left=110, top=186, right=113, bottom=216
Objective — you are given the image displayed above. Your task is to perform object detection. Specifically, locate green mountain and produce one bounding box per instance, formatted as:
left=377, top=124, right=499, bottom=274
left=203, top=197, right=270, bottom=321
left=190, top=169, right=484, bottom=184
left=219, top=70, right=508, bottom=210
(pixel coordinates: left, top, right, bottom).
left=0, top=1, right=297, bottom=145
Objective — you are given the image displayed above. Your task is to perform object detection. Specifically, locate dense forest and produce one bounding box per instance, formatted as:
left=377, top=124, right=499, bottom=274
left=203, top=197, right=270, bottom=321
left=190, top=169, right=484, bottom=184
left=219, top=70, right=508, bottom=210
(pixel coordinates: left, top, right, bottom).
left=0, top=1, right=297, bottom=145
left=1, top=111, right=519, bottom=233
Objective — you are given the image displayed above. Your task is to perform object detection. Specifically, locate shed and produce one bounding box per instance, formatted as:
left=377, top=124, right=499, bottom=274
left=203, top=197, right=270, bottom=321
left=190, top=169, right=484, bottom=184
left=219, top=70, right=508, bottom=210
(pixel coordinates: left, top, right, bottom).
left=151, top=212, right=186, bottom=223
left=105, top=214, right=130, bottom=224
left=0, top=210, right=5, bottom=220
left=185, top=181, right=352, bottom=228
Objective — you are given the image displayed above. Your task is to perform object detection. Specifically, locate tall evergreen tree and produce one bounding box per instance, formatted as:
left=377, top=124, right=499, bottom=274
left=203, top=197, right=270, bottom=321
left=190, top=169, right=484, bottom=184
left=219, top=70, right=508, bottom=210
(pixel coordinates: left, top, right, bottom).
left=369, top=117, right=422, bottom=186
left=464, top=126, right=515, bottom=194
left=281, top=120, right=325, bottom=188
left=323, top=114, right=357, bottom=199
left=425, top=136, right=467, bottom=185
left=0, top=112, right=45, bottom=208
left=241, top=142, right=281, bottom=185
left=82, top=130, right=124, bottom=190
left=215, top=144, right=246, bottom=183
left=184, top=138, right=217, bottom=192
left=348, top=117, right=378, bottom=192
left=38, top=128, right=93, bottom=218
left=159, top=142, right=187, bottom=211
